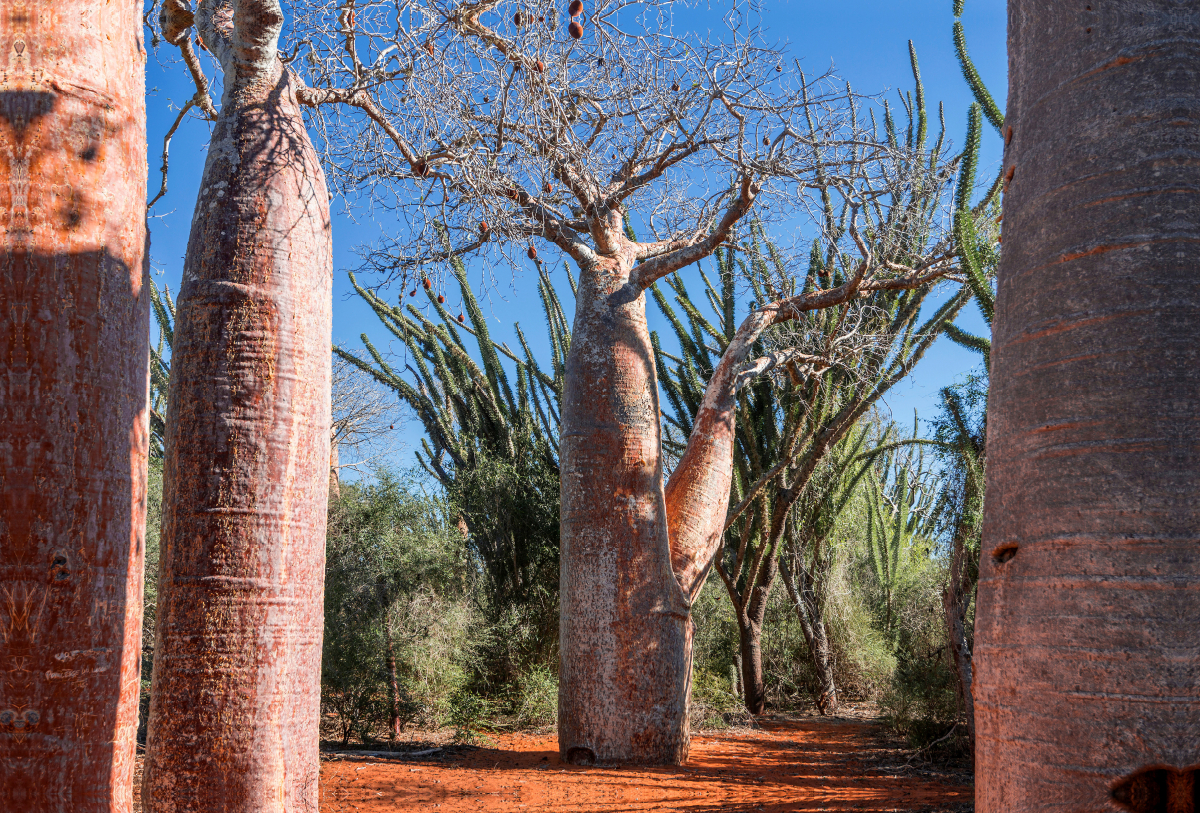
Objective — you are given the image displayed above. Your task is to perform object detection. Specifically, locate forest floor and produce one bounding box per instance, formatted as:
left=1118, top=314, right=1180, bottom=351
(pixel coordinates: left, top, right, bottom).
left=314, top=704, right=974, bottom=812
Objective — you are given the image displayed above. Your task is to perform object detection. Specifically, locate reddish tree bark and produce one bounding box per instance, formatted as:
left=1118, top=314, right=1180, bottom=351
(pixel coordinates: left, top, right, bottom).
left=975, top=1, right=1200, bottom=809
left=558, top=208, right=950, bottom=763
left=142, top=1, right=332, bottom=811
left=0, top=3, right=148, bottom=811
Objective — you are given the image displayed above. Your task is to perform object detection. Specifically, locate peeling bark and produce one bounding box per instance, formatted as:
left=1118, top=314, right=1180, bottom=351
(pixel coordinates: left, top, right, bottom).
left=0, top=3, right=148, bottom=811
left=142, top=1, right=332, bottom=811
left=975, top=2, right=1200, bottom=808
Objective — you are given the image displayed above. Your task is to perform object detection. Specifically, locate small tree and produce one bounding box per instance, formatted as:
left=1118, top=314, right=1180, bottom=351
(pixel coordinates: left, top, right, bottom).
left=291, top=1, right=967, bottom=762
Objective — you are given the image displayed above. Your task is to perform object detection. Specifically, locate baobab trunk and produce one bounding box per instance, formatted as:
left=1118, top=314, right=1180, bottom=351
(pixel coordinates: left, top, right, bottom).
left=559, top=236, right=744, bottom=765
left=142, top=2, right=332, bottom=811
left=0, top=4, right=148, bottom=811
left=974, top=2, right=1200, bottom=810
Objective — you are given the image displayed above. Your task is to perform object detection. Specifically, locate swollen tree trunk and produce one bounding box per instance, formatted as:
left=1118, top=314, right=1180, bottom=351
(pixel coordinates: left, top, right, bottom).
left=559, top=240, right=745, bottom=765
left=0, top=5, right=148, bottom=811
left=975, top=2, right=1200, bottom=809
left=143, top=2, right=332, bottom=811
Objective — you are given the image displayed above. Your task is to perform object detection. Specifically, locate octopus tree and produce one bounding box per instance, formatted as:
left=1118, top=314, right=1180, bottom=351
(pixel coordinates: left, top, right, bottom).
left=291, top=0, right=964, bottom=764
left=0, top=3, right=148, bottom=811
left=141, top=1, right=332, bottom=811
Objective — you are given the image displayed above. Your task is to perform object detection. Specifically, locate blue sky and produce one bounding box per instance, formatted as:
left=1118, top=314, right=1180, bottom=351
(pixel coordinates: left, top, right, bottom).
left=145, top=0, right=1006, bottom=473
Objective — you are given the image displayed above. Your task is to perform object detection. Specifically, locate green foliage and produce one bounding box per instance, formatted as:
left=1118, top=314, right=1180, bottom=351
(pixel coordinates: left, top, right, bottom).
left=321, top=470, right=478, bottom=742
left=341, top=251, right=567, bottom=683
left=862, top=419, right=944, bottom=636
left=147, top=278, right=175, bottom=460
left=138, top=458, right=164, bottom=742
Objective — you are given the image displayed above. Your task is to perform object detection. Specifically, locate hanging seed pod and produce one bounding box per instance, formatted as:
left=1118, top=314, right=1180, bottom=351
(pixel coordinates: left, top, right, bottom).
left=513, top=11, right=522, bottom=25
left=424, top=41, right=435, bottom=56
left=423, top=278, right=431, bottom=290
left=568, top=20, right=583, bottom=39
left=763, top=136, right=769, bottom=146
left=597, top=57, right=605, bottom=66
left=535, top=59, right=545, bottom=73
left=437, top=294, right=445, bottom=304
left=543, top=181, right=553, bottom=193
left=504, top=187, right=520, bottom=200
left=527, top=245, right=538, bottom=260
left=410, top=289, right=416, bottom=297
left=775, top=65, right=782, bottom=73
left=539, top=14, right=545, bottom=22
left=671, top=81, right=679, bottom=92
left=569, top=0, right=583, bottom=15
left=480, top=220, right=490, bottom=234
left=457, top=314, right=465, bottom=323
left=389, top=424, right=394, bottom=430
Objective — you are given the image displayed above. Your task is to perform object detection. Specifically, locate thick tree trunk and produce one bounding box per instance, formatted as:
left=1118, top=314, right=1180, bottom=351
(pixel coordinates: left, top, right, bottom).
left=142, top=2, right=332, bottom=811
left=975, top=2, right=1200, bottom=809
left=329, top=436, right=341, bottom=500
left=559, top=251, right=693, bottom=765
left=0, top=5, right=148, bottom=811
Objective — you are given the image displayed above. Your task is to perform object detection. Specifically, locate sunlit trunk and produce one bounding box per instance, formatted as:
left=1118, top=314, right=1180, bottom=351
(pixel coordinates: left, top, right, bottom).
left=142, top=2, right=332, bottom=811
left=558, top=252, right=692, bottom=765
left=0, top=5, right=148, bottom=811
left=975, top=1, right=1200, bottom=808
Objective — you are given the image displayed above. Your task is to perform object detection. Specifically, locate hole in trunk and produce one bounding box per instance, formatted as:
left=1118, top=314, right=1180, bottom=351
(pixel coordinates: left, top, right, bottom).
left=1111, top=767, right=1198, bottom=812
left=991, top=544, right=1018, bottom=564
left=564, top=746, right=596, bottom=766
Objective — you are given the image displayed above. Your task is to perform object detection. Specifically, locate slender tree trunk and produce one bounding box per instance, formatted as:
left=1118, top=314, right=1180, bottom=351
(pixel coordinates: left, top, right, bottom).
left=734, top=556, right=775, bottom=715
left=143, top=2, right=332, bottom=811
left=386, top=621, right=401, bottom=741
left=329, top=435, right=341, bottom=500
left=942, top=473, right=979, bottom=756
left=975, top=2, right=1200, bottom=809
left=0, top=5, right=148, bottom=811
left=780, top=557, right=839, bottom=715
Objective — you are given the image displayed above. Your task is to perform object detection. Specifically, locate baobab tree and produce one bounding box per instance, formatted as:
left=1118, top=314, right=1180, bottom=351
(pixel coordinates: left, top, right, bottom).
left=141, top=1, right=332, bottom=811
left=290, top=0, right=964, bottom=764
left=0, top=4, right=148, bottom=812
left=974, top=0, right=1200, bottom=809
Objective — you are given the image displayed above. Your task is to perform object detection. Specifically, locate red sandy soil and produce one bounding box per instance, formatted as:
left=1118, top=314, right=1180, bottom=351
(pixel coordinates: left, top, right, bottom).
left=317, top=711, right=973, bottom=812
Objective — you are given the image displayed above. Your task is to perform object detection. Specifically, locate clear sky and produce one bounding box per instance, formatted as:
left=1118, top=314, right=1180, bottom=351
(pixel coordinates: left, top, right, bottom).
left=144, top=0, right=1006, bottom=473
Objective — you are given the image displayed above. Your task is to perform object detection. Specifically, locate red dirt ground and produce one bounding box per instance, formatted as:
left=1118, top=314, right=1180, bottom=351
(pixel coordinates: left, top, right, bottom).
left=317, top=712, right=973, bottom=812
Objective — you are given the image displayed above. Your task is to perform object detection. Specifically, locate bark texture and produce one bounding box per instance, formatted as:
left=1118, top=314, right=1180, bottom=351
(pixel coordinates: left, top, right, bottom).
left=142, top=1, right=332, bottom=811
left=975, top=3, right=1200, bottom=810
left=0, top=4, right=148, bottom=811
left=559, top=236, right=745, bottom=765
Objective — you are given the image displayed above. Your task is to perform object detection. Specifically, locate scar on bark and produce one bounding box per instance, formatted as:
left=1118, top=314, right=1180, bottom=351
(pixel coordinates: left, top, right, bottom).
left=1111, top=767, right=1199, bottom=813
left=991, top=544, right=1017, bottom=564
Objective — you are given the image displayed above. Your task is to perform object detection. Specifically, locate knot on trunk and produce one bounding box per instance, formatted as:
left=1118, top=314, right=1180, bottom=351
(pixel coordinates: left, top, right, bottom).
left=160, top=0, right=195, bottom=45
